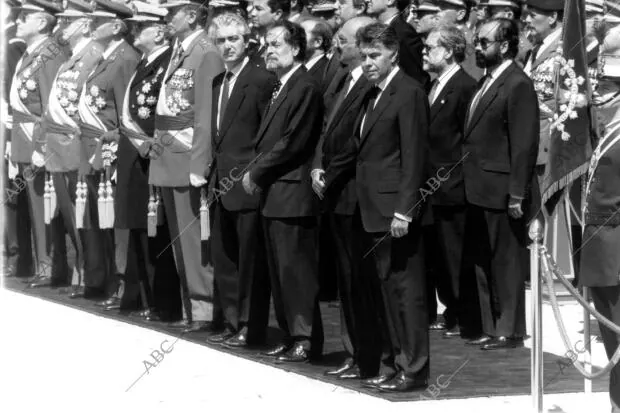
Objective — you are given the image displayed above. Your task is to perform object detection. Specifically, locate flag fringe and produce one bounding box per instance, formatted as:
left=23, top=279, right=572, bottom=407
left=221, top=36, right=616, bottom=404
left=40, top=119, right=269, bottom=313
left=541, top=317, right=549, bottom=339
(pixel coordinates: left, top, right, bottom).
left=542, top=162, right=589, bottom=205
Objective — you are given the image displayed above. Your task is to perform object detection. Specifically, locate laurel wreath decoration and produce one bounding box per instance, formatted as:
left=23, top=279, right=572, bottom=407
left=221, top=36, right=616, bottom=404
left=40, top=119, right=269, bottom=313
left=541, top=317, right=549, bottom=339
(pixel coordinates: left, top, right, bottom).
left=550, top=43, right=585, bottom=142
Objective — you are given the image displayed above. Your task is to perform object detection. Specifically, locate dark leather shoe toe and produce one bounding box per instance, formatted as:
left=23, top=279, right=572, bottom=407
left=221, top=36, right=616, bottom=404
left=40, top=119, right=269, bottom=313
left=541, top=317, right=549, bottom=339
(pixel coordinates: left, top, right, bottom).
left=481, top=336, right=524, bottom=350
left=103, top=302, right=121, bottom=311
left=338, top=366, right=370, bottom=380
left=442, top=326, right=461, bottom=338
left=261, top=342, right=290, bottom=357
left=222, top=331, right=248, bottom=348
left=95, top=297, right=118, bottom=307
left=68, top=287, right=85, bottom=299
left=466, top=334, right=493, bottom=345
left=361, top=373, right=394, bottom=388
left=324, top=359, right=356, bottom=376
left=275, top=344, right=309, bottom=363
left=377, top=373, right=427, bottom=393
left=207, top=330, right=234, bottom=344
left=183, top=321, right=212, bottom=333
left=168, top=320, right=190, bottom=329
left=28, top=276, right=52, bottom=288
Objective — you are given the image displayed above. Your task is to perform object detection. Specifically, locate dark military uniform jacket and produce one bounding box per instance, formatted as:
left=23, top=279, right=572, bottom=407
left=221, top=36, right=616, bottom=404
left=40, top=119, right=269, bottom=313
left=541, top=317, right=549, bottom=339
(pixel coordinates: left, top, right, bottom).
left=9, top=37, right=66, bottom=164
left=77, top=39, right=140, bottom=176
left=38, top=38, right=103, bottom=172
left=116, top=45, right=171, bottom=229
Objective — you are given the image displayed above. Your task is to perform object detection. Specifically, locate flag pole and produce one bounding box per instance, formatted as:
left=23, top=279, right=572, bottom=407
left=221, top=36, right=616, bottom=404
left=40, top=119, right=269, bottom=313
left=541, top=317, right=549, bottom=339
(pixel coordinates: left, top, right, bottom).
left=529, top=217, right=544, bottom=413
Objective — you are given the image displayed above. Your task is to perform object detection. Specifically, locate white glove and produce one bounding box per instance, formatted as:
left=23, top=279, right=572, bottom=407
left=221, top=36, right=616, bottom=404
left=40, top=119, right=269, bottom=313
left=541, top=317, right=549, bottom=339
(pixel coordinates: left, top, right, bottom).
left=5, top=141, right=11, bottom=160
left=32, top=151, right=45, bottom=168
left=111, top=169, right=117, bottom=184
left=189, top=173, right=207, bottom=187
left=7, top=160, right=18, bottom=180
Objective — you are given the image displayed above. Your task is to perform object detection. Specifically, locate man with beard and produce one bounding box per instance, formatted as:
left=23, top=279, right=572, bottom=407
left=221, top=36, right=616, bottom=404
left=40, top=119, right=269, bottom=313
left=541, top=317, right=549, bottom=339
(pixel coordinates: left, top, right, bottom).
left=73, top=0, right=140, bottom=308
left=436, top=0, right=484, bottom=80
left=249, top=0, right=291, bottom=62
left=422, top=25, right=480, bottom=339
left=151, top=0, right=224, bottom=333
left=206, top=12, right=274, bottom=349
left=523, top=0, right=563, bottom=190
left=481, top=1, right=532, bottom=70
left=462, top=17, right=538, bottom=350
left=242, top=20, right=324, bottom=363
left=9, top=0, right=65, bottom=288
left=35, top=0, right=104, bottom=298
left=115, top=1, right=180, bottom=321
left=366, top=0, right=430, bottom=90
left=312, top=15, right=378, bottom=380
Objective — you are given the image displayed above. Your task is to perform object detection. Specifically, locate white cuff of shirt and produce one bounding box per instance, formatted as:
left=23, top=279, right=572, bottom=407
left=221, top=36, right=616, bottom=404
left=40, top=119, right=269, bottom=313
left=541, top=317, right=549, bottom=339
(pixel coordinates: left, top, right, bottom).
left=311, top=168, right=325, bottom=178
left=394, top=212, right=412, bottom=223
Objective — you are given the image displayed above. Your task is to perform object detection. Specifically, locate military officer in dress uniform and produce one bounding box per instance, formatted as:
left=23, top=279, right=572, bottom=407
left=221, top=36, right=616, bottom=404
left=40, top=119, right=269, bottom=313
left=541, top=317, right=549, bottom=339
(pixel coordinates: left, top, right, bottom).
left=3, top=0, right=28, bottom=279
left=579, top=5, right=620, bottom=409
left=115, top=1, right=180, bottom=320
left=35, top=0, right=104, bottom=298
left=9, top=0, right=66, bottom=288
left=75, top=0, right=140, bottom=308
left=523, top=0, right=563, bottom=190
left=151, top=0, right=224, bottom=333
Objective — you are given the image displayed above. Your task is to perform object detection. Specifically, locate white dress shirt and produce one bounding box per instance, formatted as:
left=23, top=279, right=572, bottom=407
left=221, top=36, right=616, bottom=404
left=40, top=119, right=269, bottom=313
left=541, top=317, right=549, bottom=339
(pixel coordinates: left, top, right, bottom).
left=216, top=56, right=249, bottom=130
left=430, top=63, right=460, bottom=105
left=305, top=53, right=325, bottom=71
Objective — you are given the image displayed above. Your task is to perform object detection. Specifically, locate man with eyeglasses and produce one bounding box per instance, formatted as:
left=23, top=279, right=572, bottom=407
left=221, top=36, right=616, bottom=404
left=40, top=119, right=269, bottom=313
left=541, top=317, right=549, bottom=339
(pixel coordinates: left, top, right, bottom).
left=523, top=0, right=563, bottom=190
left=207, top=11, right=275, bottom=350
left=422, top=25, right=480, bottom=340
left=462, top=17, right=539, bottom=350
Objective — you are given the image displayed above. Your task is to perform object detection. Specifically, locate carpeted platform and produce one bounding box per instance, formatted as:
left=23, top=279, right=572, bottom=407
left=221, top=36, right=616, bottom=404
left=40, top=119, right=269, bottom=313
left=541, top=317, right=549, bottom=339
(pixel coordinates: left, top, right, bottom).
left=6, top=277, right=606, bottom=402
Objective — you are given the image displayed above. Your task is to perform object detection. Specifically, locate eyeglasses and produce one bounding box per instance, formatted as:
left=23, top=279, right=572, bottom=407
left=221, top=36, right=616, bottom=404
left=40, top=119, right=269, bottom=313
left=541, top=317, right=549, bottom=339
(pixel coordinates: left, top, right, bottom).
left=473, top=37, right=499, bottom=50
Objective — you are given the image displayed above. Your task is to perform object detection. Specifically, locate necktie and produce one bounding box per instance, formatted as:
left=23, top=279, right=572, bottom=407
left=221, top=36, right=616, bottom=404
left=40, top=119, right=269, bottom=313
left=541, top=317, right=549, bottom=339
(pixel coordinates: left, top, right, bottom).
left=218, top=71, right=233, bottom=131
left=466, top=75, right=491, bottom=127
left=265, top=80, right=282, bottom=114
left=361, top=85, right=380, bottom=136
left=428, top=79, right=439, bottom=105
left=325, top=72, right=353, bottom=130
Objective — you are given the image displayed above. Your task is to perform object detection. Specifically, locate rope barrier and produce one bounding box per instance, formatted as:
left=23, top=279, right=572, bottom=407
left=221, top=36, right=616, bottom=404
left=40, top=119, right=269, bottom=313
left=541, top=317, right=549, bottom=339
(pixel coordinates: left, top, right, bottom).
left=539, top=246, right=620, bottom=379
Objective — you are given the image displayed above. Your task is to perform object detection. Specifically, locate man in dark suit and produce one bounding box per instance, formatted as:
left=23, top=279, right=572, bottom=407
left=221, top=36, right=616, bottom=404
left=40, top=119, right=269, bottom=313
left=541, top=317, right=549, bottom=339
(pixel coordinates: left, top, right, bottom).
left=3, top=0, right=28, bottom=279
left=36, top=0, right=104, bottom=298
left=151, top=0, right=224, bottom=332
left=242, top=20, right=324, bottom=363
left=9, top=0, right=66, bottom=287
left=206, top=12, right=275, bottom=349
left=312, top=15, right=378, bottom=380
left=115, top=1, right=179, bottom=321
left=249, top=0, right=291, bottom=63
left=366, top=0, right=430, bottom=90
left=422, top=25, right=481, bottom=338
left=301, top=18, right=331, bottom=86
left=322, top=22, right=430, bottom=392
left=462, top=18, right=538, bottom=350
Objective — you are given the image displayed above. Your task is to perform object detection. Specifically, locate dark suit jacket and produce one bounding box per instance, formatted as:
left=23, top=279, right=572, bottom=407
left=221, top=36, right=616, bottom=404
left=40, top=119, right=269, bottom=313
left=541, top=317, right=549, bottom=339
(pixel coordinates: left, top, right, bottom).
left=313, top=68, right=370, bottom=215
left=428, top=68, right=476, bottom=206
left=390, top=15, right=430, bottom=92
left=306, top=55, right=329, bottom=89
left=462, top=62, right=539, bottom=211
left=325, top=69, right=429, bottom=232
left=322, top=50, right=341, bottom=94
left=250, top=65, right=324, bottom=218
left=116, top=47, right=172, bottom=230
left=211, top=60, right=276, bottom=211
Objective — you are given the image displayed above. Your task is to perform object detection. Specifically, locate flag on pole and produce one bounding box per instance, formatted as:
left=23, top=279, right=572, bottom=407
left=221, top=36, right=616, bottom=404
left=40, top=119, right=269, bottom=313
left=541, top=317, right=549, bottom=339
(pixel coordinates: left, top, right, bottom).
left=541, top=0, right=593, bottom=212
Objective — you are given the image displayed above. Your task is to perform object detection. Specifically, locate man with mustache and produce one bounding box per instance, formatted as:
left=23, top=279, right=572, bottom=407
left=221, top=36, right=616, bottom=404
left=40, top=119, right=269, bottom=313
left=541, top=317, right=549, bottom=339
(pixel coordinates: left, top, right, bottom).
left=35, top=0, right=104, bottom=298
left=242, top=20, right=324, bottom=363
left=248, top=0, right=290, bottom=62
left=7, top=0, right=65, bottom=288
left=150, top=0, right=224, bottom=333
left=462, top=17, right=538, bottom=350
left=207, top=11, right=275, bottom=349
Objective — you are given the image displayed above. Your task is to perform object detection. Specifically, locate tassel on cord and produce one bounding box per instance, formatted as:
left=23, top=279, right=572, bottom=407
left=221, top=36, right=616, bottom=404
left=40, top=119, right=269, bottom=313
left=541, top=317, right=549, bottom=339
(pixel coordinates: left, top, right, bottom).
left=97, top=172, right=106, bottom=229
left=44, top=173, right=51, bottom=224
left=75, top=178, right=86, bottom=229
left=156, top=187, right=164, bottom=226
left=200, top=188, right=210, bottom=241
left=104, top=167, right=114, bottom=229
left=147, top=185, right=157, bottom=237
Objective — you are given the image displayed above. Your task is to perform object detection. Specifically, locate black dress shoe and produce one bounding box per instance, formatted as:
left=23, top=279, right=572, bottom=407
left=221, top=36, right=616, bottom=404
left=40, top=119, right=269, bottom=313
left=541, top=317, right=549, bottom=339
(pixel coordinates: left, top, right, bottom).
left=168, top=319, right=191, bottom=329
left=376, top=372, right=428, bottom=393
left=338, top=366, right=370, bottom=380
left=261, top=342, right=291, bottom=357
left=443, top=326, right=461, bottom=338
left=466, top=334, right=493, bottom=345
left=324, top=359, right=356, bottom=376
left=96, top=297, right=118, bottom=307
left=361, top=373, right=395, bottom=388
left=429, top=321, right=447, bottom=330
left=145, top=311, right=163, bottom=322
left=206, top=330, right=234, bottom=344
left=481, top=336, right=524, bottom=350
left=104, top=302, right=121, bottom=311
left=28, top=276, right=52, bottom=288
left=183, top=321, right=212, bottom=333
left=68, top=286, right=85, bottom=299
left=222, top=329, right=248, bottom=348
left=276, top=343, right=310, bottom=363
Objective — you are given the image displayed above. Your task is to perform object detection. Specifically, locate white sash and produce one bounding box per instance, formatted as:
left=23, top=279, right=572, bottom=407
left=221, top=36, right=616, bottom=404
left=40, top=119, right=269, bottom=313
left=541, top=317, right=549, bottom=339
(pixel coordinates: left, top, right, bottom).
left=121, top=70, right=149, bottom=150
left=77, top=82, right=107, bottom=165
left=47, top=71, right=79, bottom=129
